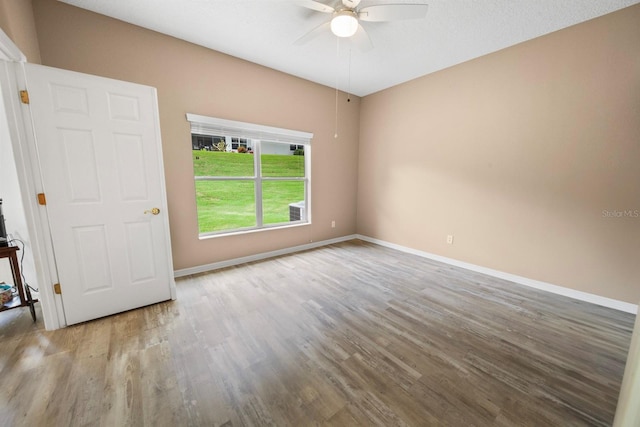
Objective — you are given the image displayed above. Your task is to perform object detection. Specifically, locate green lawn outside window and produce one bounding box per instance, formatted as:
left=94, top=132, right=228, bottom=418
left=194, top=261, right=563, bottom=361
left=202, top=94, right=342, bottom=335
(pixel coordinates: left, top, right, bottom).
left=193, top=150, right=306, bottom=234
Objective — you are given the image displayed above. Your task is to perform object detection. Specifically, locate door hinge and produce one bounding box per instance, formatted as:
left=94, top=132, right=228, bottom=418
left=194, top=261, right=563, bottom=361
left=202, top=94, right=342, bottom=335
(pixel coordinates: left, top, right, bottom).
left=37, top=193, right=46, bottom=205
left=19, top=90, right=29, bottom=104
left=53, top=283, right=61, bottom=295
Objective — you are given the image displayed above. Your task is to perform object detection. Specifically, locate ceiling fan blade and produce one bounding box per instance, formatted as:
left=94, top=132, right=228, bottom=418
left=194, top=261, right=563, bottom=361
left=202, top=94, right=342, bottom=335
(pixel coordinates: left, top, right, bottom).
left=342, top=0, right=361, bottom=8
left=296, top=0, right=335, bottom=14
left=350, top=24, right=373, bottom=52
left=294, top=21, right=332, bottom=45
left=359, top=4, right=428, bottom=22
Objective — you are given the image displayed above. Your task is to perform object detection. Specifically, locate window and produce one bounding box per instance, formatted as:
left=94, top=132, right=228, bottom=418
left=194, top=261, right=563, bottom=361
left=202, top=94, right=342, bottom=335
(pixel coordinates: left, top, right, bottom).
left=187, top=114, right=312, bottom=236
left=192, top=134, right=226, bottom=151
left=231, top=137, right=249, bottom=151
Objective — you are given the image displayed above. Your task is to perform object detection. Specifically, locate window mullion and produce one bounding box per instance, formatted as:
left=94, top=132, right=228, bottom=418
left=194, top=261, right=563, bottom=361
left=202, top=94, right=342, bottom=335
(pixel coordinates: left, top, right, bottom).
left=260, top=177, right=306, bottom=181
left=305, top=144, right=311, bottom=223
left=195, top=176, right=255, bottom=181
left=254, top=140, right=263, bottom=227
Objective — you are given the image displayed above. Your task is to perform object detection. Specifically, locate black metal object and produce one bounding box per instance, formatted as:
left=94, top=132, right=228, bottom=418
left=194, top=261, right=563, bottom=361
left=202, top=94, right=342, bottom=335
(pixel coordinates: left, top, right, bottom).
left=0, top=199, right=8, bottom=247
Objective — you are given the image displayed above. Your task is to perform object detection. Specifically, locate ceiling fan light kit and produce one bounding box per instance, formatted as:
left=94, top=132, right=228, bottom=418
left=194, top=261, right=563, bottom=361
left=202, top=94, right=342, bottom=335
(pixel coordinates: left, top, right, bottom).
left=297, top=0, right=429, bottom=47
left=331, top=10, right=359, bottom=38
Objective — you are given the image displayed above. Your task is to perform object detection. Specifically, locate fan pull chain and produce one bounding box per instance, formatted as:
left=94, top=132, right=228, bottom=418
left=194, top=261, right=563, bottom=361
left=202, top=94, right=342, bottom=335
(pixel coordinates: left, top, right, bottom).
left=334, top=86, right=339, bottom=139
left=334, top=37, right=340, bottom=139
left=347, top=48, right=352, bottom=103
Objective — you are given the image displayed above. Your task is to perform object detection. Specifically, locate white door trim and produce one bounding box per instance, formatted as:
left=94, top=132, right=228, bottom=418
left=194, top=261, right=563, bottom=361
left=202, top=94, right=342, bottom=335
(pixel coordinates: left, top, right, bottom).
left=0, top=29, right=25, bottom=62
left=0, top=31, right=63, bottom=329
left=14, top=61, right=67, bottom=328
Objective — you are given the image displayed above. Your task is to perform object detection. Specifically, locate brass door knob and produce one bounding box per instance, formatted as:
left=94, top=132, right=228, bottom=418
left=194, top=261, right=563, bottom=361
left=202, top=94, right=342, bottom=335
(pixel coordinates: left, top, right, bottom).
left=144, top=207, right=160, bottom=215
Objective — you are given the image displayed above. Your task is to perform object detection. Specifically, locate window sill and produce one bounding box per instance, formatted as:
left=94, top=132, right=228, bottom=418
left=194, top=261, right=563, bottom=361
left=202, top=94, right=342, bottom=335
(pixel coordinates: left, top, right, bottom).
left=198, top=221, right=311, bottom=240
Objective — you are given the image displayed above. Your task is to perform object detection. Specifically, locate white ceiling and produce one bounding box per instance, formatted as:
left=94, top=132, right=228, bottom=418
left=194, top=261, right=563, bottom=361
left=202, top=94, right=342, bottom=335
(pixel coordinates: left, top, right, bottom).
left=59, top=0, right=638, bottom=97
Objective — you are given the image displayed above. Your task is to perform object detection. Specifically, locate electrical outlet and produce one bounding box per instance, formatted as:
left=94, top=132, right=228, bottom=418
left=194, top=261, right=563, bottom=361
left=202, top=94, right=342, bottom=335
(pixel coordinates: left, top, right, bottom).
left=447, top=235, right=454, bottom=244
left=331, top=220, right=336, bottom=228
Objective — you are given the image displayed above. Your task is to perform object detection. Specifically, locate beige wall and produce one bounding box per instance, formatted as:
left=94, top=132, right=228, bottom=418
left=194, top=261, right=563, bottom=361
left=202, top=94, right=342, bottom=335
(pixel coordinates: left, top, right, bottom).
left=358, top=5, right=640, bottom=303
left=30, top=0, right=360, bottom=270
left=7, top=0, right=639, bottom=303
left=0, top=0, right=41, bottom=63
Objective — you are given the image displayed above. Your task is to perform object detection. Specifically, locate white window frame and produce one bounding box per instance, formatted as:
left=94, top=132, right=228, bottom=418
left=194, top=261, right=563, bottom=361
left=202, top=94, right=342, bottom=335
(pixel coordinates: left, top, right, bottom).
left=187, top=114, right=313, bottom=237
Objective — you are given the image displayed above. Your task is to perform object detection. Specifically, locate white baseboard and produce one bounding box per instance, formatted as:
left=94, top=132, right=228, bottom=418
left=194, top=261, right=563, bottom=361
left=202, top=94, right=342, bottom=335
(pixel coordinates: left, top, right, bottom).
left=174, top=234, right=358, bottom=278
left=356, top=234, right=638, bottom=315
left=174, top=233, right=637, bottom=314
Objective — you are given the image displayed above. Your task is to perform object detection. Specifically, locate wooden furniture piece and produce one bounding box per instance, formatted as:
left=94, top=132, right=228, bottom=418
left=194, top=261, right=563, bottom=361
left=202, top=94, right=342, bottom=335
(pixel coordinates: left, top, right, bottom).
left=0, top=245, right=36, bottom=321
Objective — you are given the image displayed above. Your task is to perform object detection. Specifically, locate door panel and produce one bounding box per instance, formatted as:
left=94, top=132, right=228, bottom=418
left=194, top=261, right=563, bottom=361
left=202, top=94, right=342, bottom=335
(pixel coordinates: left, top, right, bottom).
left=107, top=92, right=140, bottom=120
left=114, top=133, right=149, bottom=201
left=51, top=83, right=89, bottom=115
left=74, top=225, right=112, bottom=293
left=25, top=63, right=174, bottom=325
left=125, top=221, right=156, bottom=283
left=59, top=128, right=101, bottom=202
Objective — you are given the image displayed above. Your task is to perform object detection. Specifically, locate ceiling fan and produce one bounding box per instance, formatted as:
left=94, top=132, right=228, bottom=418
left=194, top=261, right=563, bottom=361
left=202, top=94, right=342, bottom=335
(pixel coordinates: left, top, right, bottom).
left=295, top=0, right=428, bottom=50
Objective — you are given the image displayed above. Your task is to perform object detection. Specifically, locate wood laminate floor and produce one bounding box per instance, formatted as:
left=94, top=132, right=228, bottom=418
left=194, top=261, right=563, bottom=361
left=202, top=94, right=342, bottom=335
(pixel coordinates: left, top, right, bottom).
left=0, top=240, right=635, bottom=426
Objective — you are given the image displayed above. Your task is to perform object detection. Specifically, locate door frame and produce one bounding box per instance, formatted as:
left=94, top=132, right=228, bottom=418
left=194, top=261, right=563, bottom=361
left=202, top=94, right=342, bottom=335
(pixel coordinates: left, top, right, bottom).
left=0, top=32, right=63, bottom=329
left=0, top=29, right=176, bottom=330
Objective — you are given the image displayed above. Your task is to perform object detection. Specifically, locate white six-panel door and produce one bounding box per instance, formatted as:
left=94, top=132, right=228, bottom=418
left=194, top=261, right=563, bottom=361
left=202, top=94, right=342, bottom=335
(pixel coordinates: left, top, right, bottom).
left=25, top=63, right=174, bottom=325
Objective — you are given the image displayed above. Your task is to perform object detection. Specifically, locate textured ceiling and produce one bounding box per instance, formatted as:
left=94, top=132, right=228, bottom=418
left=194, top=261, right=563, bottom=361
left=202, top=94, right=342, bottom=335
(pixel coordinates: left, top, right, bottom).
left=59, top=0, right=639, bottom=96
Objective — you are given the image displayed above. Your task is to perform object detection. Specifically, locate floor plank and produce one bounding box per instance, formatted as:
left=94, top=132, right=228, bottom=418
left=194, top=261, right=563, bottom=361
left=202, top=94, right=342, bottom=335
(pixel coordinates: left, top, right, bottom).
left=0, top=240, right=634, bottom=426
